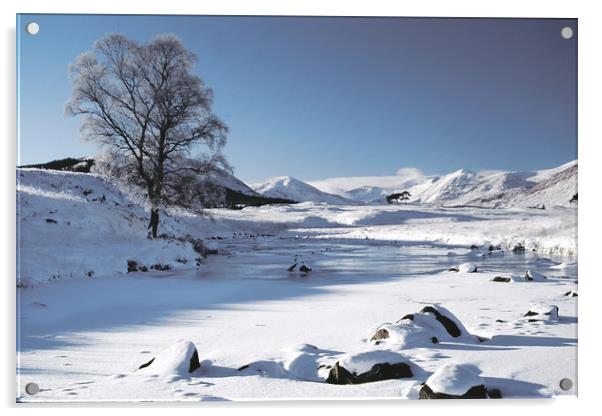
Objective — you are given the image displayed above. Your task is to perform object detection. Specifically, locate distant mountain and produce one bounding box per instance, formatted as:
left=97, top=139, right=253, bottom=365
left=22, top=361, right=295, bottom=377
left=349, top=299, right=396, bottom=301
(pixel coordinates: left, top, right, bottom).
left=251, top=176, right=354, bottom=205
left=466, top=162, right=577, bottom=208
left=310, top=160, right=578, bottom=208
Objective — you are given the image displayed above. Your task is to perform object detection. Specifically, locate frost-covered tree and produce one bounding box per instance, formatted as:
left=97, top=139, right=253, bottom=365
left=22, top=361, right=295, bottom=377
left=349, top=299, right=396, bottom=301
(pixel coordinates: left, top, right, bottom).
left=386, top=191, right=411, bottom=204
left=66, top=34, right=229, bottom=237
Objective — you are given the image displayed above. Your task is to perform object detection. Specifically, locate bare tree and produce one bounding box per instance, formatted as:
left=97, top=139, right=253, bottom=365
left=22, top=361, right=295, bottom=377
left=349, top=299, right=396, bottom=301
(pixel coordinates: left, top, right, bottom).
left=66, top=33, right=229, bottom=237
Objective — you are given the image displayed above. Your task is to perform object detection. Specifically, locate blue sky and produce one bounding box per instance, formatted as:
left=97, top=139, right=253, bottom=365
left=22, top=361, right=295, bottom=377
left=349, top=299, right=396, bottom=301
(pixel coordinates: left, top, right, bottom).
left=17, top=15, right=577, bottom=182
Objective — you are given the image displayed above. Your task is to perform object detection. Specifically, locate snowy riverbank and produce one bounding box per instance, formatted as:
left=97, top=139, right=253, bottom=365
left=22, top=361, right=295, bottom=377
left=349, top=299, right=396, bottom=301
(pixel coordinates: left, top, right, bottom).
left=17, top=169, right=577, bottom=401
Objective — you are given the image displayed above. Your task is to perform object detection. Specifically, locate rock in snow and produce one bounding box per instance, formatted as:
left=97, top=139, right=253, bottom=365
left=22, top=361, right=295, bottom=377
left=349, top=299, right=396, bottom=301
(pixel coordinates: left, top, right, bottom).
left=137, top=340, right=201, bottom=376
left=419, top=363, right=487, bottom=399
left=523, top=304, right=560, bottom=322
left=325, top=350, right=422, bottom=385
left=524, top=270, right=547, bottom=282
left=369, top=305, right=477, bottom=347
left=564, top=290, right=578, bottom=297
left=448, top=262, right=478, bottom=273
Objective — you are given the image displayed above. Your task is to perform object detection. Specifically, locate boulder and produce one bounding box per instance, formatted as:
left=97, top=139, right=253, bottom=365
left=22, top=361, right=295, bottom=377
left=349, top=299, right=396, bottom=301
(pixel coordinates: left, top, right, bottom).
left=369, top=305, right=476, bottom=348
left=564, top=290, right=578, bottom=297
left=492, top=276, right=511, bottom=283
left=407, top=306, right=463, bottom=338
left=325, top=350, right=420, bottom=385
left=138, top=340, right=201, bottom=376
left=419, top=363, right=487, bottom=399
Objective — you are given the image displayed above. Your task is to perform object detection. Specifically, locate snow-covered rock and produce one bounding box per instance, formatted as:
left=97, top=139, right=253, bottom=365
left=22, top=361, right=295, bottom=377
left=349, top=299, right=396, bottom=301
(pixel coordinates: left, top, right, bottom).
left=448, top=262, right=478, bottom=273
left=281, top=344, right=334, bottom=382
left=287, top=256, right=312, bottom=274
left=370, top=305, right=477, bottom=347
left=419, top=363, right=487, bottom=399
left=524, top=270, right=548, bottom=282
left=523, top=304, right=560, bottom=322
left=137, top=340, right=201, bottom=376
left=325, top=350, right=422, bottom=385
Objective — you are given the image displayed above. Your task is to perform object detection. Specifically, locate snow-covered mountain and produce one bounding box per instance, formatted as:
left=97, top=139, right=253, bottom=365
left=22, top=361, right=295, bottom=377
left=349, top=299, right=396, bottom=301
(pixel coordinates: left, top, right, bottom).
left=311, top=160, right=577, bottom=208
left=204, top=168, right=258, bottom=197
left=251, top=176, right=354, bottom=205
left=466, top=161, right=577, bottom=208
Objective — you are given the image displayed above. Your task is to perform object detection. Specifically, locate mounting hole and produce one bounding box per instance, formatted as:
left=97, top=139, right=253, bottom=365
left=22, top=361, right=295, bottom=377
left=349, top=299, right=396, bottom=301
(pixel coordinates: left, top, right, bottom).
left=25, top=382, right=40, bottom=395
left=559, top=378, right=573, bottom=391
left=26, top=22, right=39, bottom=35
left=561, top=26, right=573, bottom=40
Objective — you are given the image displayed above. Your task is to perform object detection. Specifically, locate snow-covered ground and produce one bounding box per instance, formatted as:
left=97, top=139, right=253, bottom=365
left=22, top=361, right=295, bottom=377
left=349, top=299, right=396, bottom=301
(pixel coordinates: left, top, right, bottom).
left=16, top=168, right=577, bottom=401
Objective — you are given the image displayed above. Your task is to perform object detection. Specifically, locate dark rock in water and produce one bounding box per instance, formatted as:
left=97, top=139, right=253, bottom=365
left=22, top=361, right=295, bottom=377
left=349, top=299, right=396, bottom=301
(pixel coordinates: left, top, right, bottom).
left=325, top=361, right=413, bottom=385
left=138, top=265, right=148, bottom=272
left=492, top=276, right=511, bottom=283
left=299, top=264, right=312, bottom=273
left=431, top=336, right=439, bottom=344
left=419, top=383, right=488, bottom=399
left=512, top=243, right=526, bottom=253
left=370, top=328, right=390, bottom=342
left=495, top=319, right=505, bottom=323
left=470, top=244, right=479, bottom=250
left=127, top=260, right=138, bottom=273
left=447, top=266, right=460, bottom=272
left=287, top=262, right=298, bottom=272
left=419, top=306, right=462, bottom=338
left=45, top=218, right=58, bottom=224
left=524, top=310, right=539, bottom=317
left=564, top=290, right=578, bottom=297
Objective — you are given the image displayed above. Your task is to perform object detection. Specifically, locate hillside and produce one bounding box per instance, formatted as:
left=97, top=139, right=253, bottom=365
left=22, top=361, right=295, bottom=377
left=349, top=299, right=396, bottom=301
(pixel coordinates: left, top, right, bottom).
left=20, top=157, right=296, bottom=209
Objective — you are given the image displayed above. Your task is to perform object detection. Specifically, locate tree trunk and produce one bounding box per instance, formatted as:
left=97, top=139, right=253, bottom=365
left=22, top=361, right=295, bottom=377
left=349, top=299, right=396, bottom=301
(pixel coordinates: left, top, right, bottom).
left=148, top=208, right=159, bottom=238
